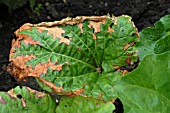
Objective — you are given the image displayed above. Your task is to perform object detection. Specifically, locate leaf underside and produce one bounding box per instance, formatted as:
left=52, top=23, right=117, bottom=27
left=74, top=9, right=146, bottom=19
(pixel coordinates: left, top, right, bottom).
left=0, top=86, right=56, bottom=113
left=8, top=15, right=139, bottom=102
left=114, top=52, right=170, bottom=113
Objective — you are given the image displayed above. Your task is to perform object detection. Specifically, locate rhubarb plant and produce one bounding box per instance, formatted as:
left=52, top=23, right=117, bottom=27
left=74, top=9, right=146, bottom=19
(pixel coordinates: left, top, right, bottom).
left=115, top=15, right=170, bottom=113
left=114, top=52, right=170, bottom=113
left=8, top=15, right=139, bottom=102
left=137, top=15, right=170, bottom=60
left=4, top=15, right=139, bottom=112
left=1, top=14, right=169, bottom=112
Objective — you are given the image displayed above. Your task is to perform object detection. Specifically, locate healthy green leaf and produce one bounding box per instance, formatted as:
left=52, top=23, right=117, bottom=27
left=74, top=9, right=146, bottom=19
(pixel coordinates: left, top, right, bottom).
left=56, top=96, right=115, bottom=113
left=114, top=52, right=170, bottom=113
left=154, top=35, right=170, bottom=54
left=8, top=15, right=139, bottom=102
left=137, top=14, right=170, bottom=60
left=0, top=86, right=57, bottom=113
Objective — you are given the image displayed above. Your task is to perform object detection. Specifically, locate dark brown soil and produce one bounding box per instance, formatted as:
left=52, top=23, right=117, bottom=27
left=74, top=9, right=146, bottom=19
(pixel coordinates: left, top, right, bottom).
left=0, top=0, right=170, bottom=112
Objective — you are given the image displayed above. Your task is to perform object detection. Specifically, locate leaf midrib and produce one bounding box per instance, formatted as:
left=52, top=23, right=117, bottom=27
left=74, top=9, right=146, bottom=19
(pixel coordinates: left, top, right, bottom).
left=16, top=50, right=96, bottom=69
left=67, top=27, right=100, bottom=68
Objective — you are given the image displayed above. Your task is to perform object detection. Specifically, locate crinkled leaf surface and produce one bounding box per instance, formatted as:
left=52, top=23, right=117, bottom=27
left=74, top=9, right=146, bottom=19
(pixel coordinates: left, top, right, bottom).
left=56, top=96, right=115, bottom=113
left=137, top=14, right=170, bottom=60
left=0, top=86, right=56, bottom=113
left=114, top=52, right=170, bottom=113
left=8, top=15, right=139, bottom=101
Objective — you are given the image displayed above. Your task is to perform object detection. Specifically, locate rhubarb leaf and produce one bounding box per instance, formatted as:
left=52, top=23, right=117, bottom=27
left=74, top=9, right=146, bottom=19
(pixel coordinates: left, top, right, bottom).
left=8, top=15, right=139, bottom=102
left=0, top=86, right=57, bottom=113
left=154, top=35, right=170, bottom=54
left=137, top=14, right=170, bottom=60
left=56, top=96, right=115, bottom=113
left=114, top=52, right=170, bottom=113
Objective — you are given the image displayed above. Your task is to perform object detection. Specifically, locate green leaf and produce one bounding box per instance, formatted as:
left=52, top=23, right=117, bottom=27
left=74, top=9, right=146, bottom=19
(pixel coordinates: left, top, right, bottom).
left=9, top=15, right=139, bottom=101
left=56, top=96, right=115, bottom=113
left=0, top=86, right=57, bottom=113
left=154, top=35, right=170, bottom=54
left=114, top=52, right=170, bottom=113
left=137, top=14, right=170, bottom=60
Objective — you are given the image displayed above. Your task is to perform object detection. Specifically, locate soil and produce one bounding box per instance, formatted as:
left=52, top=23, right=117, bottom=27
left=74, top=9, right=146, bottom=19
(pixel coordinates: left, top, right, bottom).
left=0, top=0, right=170, bottom=112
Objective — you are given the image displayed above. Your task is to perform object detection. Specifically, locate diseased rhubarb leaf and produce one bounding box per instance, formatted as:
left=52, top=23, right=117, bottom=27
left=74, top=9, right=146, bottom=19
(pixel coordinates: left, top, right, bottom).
left=114, top=52, right=170, bottom=113
left=8, top=15, right=139, bottom=102
left=137, top=14, right=170, bottom=60
left=0, top=86, right=57, bottom=113
left=56, top=96, right=115, bottom=113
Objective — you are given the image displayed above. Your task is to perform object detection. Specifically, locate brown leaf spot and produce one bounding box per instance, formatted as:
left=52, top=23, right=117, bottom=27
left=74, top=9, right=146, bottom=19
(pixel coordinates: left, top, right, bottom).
left=113, top=66, right=120, bottom=70
left=125, top=57, right=131, bottom=64
left=136, top=32, right=140, bottom=38
left=92, top=33, right=97, bottom=40
left=38, top=78, right=86, bottom=97
left=73, top=88, right=85, bottom=95
left=99, top=93, right=102, bottom=97
left=23, top=36, right=40, bottom=46
left=50, top=64, right=63, bottom=71
left=21, top=98, right=27, bottom=107
left=108, top=26, right=114, bottom=33
left=37, top=26, right=70, bottom=45
left=111, top=99, right=116, bottom=103
left=27, top=61, right=64, bottom=77
left=78, top=23, right=83, bottom=33
left=10, top=40, right=18, bottom=59
left=8, top=55, right=66, bottom=81
left=34, top=16, right=107, bottom=27
left=88, top=21, right=101, bottom=33
left=38, top=78, right=63, bottom=93
left=69, top=37, right=72, bottom=40
left=130, top=42, right=135, bottom=46
left=122, top=70, right=128, bottom=76
left=116, top=69, right=121, bottom=73
left=7, top=89, right=17, bottom=99
left=0, top=96, right=7, bottom=104
left=7, top=55, right=36, bottom=81
left=111, top=17, right=118, bottom=25
left=26, top=87, right=45, bottom=98
left=15, top=23, right=32, bottom=34
left=27, top=62, right=49, bottom=77
left=123, top=44, right=130, bottom=50
left=13, top=55, right=35, bottom=69
left=15, top=23, right=40, bottom=46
